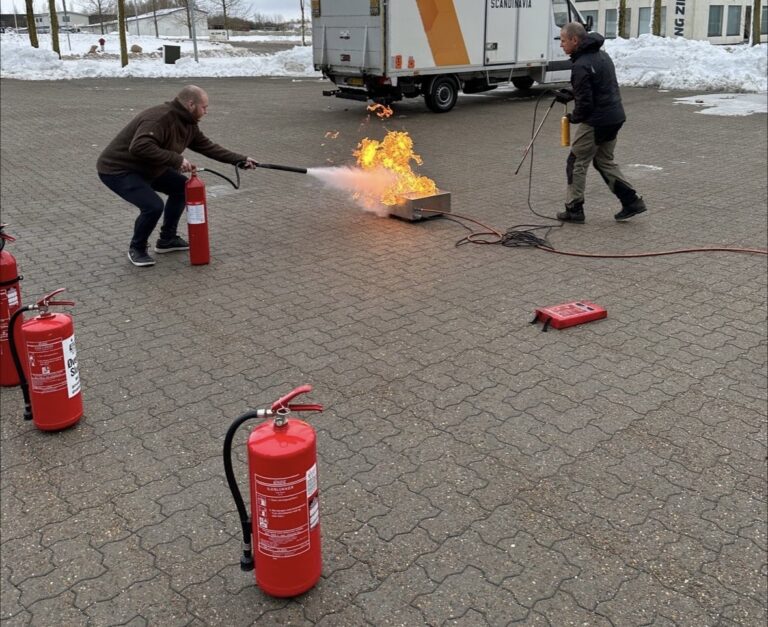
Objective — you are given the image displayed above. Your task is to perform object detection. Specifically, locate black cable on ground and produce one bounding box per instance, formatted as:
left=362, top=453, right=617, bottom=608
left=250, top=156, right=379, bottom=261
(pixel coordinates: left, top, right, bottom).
left=418, top=89, right=768, bottom=258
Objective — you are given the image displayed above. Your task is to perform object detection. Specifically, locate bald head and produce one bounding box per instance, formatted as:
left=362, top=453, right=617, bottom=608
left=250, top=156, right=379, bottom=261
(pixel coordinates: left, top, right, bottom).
left=177, top=85, right=209, bottom=121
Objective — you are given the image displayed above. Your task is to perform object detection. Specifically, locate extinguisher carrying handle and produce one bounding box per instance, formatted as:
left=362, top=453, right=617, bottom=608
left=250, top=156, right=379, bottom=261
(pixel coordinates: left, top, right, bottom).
left=270, top=384, right=320, bottom=412
left=282, top=403, right=324, bottom=413
left=35, top=288, right=75, bottom=310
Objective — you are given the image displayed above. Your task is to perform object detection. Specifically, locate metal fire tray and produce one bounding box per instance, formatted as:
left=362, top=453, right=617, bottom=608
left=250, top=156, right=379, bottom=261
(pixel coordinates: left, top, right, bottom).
left=389, top=190, right=451, bottom=222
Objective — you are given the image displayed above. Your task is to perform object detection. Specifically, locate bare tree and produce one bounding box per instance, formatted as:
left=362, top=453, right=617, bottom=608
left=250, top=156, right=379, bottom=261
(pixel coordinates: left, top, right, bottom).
left=299, top=0, right=306, bottom=45
left=652, top=0, right=661, bottom=36
left=83, top=0, right=115, bottom=34
left=47, top=0, right=60, bottom=57
left=117, top=0, right=128, bottom=66
left=24, top=0, right=39, bottom=47
left=753, top=0, right=762, bottom=45
left=618, top=0, right=628, bottom=38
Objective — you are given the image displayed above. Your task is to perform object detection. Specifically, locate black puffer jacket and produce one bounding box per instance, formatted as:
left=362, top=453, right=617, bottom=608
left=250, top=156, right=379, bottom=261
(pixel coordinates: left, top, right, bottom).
left=569, top=33, right=625, bottom=127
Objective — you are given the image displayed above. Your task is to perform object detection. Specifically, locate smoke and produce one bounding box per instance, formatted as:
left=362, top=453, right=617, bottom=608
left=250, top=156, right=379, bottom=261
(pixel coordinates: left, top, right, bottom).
left=307, top=166, right=398, bottom=217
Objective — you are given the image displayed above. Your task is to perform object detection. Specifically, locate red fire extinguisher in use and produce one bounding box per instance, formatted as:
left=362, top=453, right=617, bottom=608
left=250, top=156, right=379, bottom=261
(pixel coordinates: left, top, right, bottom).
left=8, top=288, right=83, bottom=431
left=0, top=225, right=23, bottom=387
left=186, top=170, right=210, bottom=266
left=223, top=385, right=324, bottom=597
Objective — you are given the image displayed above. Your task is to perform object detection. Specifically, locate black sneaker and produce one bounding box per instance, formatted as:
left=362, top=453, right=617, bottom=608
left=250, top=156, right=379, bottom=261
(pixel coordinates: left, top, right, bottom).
left=154, top=235, right=190, bottom=253
left=557, top=202, right=585, bottom=224
left=614, top=197, right=647, bottom=221
left=128, top=247, right=155, bottom=267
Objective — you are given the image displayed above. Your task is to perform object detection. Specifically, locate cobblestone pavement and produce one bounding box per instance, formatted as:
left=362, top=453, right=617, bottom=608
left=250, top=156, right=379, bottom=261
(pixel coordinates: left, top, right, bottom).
left=1, top=77, right=766, bottom=626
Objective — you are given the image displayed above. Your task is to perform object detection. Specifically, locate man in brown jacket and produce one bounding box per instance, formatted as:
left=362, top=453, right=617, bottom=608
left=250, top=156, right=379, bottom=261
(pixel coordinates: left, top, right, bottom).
left=97, top=85, right=258, bottom=267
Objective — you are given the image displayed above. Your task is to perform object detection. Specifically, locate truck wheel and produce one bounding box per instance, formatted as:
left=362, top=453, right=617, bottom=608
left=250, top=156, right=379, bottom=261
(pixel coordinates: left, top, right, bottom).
left=424, top=76, right=458, bottom=113
left=512, top=77, right=534, bottom=90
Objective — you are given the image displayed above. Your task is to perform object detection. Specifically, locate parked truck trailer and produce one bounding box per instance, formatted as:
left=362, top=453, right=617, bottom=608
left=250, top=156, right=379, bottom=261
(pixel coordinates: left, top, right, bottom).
left=312, top=0, right=590, bottom=113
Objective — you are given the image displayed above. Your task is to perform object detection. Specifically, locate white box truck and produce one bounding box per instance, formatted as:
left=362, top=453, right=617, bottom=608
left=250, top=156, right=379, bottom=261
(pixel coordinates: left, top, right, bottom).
left=312, top=0, right=591, bottom=113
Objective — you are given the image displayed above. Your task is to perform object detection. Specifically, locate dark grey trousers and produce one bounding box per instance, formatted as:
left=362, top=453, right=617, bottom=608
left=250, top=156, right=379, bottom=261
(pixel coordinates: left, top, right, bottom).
left=566, top=124, right=637, bottom=207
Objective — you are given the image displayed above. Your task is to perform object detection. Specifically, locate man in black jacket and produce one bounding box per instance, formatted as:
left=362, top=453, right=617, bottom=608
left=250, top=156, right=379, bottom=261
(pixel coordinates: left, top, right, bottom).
left=555, top=22, right=646, bottom=224
left=98, top=85, right=258, bottom=266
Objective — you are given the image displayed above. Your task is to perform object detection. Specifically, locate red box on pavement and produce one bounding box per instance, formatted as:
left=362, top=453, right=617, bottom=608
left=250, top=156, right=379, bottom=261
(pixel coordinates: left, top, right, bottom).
left=532, top=301, right=607, bottom=331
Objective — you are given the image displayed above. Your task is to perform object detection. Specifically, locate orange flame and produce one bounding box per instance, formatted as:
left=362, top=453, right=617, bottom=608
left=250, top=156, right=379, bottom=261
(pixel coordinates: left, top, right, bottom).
left=353, top=131, right=437, bottom=206
left=367, top=104, right=394, bottom=119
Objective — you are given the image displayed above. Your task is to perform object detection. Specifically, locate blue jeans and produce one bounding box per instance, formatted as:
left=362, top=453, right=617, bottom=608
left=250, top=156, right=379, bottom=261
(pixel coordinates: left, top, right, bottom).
left=99, top=169, right=186, bottom=250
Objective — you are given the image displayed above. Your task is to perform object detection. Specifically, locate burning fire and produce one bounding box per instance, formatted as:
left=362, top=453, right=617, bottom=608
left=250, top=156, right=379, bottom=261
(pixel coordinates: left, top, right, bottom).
left=353, top=131, right=437, bottom=206
left=367, top=104, right=394, bottom=119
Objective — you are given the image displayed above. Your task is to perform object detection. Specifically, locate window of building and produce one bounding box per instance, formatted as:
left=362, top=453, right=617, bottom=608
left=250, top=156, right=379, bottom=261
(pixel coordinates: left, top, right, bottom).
left=605, top=8, right=617, bottom=38
left=638, top=7, right=652, bottom=35
left=762, top=6, right=768, bottom=35
left=726, top=5, right=741, bottom=35
left=708, top=5, right=723, bottom=37
left=660, top=6, right=666, bottom=36
left=580, top=10, right=598, bottom=31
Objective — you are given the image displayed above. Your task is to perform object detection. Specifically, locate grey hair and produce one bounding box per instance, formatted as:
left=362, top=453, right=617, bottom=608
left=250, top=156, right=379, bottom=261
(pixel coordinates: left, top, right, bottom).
left=176, top=85, right=206, bottom=104
left=561, top=21, right=587, bottom=40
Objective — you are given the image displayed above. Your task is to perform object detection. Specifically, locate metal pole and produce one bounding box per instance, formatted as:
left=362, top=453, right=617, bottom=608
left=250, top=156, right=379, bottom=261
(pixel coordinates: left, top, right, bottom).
left=133, top=1, right=140, bottom=36
left=189, top=0, right=199, bottom=62
left=514, top=100, right=556, bottom=175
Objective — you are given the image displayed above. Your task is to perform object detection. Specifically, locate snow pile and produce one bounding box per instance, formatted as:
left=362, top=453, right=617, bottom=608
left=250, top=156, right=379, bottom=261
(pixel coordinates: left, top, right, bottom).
left=605, top=35, right=768, bottom=93
left=1, top=30, right=766, bottom=97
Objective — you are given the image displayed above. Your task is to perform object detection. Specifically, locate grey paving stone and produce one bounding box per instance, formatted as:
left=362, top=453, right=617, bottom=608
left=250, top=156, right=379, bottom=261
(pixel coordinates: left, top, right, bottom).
left=0, top=78, right=765, bottom=625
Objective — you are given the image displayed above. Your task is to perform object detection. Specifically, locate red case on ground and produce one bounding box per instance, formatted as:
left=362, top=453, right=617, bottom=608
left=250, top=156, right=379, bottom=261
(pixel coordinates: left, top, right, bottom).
left=532, top=301, right=607, bottom=331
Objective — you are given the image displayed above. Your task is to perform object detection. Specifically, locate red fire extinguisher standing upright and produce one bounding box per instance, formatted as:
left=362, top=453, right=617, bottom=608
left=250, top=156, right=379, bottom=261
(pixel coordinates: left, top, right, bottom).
left=0, top=225, right=23, bottom=387
left=223, top=385, right=324, bottom=597
left=8, top=288, right=83, bottom=431
left=186, top=170, right=210, bottom=266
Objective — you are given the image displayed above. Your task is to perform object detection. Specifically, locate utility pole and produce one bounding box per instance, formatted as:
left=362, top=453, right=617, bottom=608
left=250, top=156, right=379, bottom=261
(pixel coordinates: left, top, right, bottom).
left=133, top=0, right=140, bottom=36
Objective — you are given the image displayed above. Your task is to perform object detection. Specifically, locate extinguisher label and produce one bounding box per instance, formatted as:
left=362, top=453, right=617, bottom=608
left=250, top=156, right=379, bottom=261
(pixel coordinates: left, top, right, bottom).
left=254, top=471, right=312, bottom=558
left=186, top=203, right=206, bottom=225
left=0, top=288, right=19, bottom=342
left=62, top=334, right=81, bottom=398
left=306, top=463, right=318, bottom=498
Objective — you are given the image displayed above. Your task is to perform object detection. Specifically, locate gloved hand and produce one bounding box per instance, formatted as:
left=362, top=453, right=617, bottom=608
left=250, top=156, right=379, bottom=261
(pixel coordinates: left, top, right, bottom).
left=554, top=88, right=574, bottom=104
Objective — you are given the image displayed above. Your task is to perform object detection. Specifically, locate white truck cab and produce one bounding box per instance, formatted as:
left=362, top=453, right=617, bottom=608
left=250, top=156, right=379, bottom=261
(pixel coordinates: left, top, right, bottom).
left=312, top=0, right=590, bottom=112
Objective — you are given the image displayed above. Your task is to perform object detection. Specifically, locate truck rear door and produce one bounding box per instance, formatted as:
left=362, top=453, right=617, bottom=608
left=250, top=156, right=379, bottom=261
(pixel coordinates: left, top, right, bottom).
left=312, top=0, right=384, bottom=75
left=484, top=0, right=550, bottom=65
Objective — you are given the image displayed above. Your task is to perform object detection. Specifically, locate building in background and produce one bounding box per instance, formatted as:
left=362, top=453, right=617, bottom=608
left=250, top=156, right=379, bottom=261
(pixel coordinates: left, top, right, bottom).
left=80, top=7, right=208, bottom=38
left=575, top=0, right=767, bottom=44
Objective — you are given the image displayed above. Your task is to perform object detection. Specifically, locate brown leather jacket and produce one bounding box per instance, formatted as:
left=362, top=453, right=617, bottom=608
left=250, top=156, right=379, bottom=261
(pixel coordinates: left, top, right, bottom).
left=97, top=98, right=247, bottom=179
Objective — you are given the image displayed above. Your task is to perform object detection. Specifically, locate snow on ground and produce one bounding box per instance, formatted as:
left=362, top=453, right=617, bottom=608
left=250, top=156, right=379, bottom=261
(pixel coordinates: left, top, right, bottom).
left=0, top=32, right=765, bottom=115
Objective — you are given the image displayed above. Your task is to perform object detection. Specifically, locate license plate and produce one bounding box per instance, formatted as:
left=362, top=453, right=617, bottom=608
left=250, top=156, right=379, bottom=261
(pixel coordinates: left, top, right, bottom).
left=345, top=77, right=364, bottom=86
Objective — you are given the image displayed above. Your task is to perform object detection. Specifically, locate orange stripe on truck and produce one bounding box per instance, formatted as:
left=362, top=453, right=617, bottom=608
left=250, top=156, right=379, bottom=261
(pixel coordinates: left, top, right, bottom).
left=415, top=0, right=470, bottom=66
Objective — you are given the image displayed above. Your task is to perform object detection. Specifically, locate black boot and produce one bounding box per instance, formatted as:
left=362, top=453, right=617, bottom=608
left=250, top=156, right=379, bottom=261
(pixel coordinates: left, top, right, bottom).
left=614, top=196, right=647, bottom=221
left=557, top=201, right=585, bottom=224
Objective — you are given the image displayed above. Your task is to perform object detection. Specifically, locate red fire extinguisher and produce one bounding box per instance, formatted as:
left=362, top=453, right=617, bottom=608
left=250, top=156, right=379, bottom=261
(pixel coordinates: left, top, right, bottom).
left=8, top=288, right=83, bottom=431
left=0, top=225, right=23, bottom=387
left=186, top=170, right=210, bottom=266
left=223, top=385, right=324, bottom=597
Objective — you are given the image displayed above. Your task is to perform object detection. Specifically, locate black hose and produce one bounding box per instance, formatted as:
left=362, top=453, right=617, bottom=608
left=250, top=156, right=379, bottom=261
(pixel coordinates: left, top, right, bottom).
left=8, top=305, right=33, bottom=421
left=254, top=163, right=308, bottom=174
left=198, top=165, right=241, bottom=189
left=222, top=410, right=263, bottom=572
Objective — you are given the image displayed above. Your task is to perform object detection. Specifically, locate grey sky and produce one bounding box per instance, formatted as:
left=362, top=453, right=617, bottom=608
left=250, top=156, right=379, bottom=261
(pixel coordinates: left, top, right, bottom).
left=0, top=0, right=303, bottom=20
